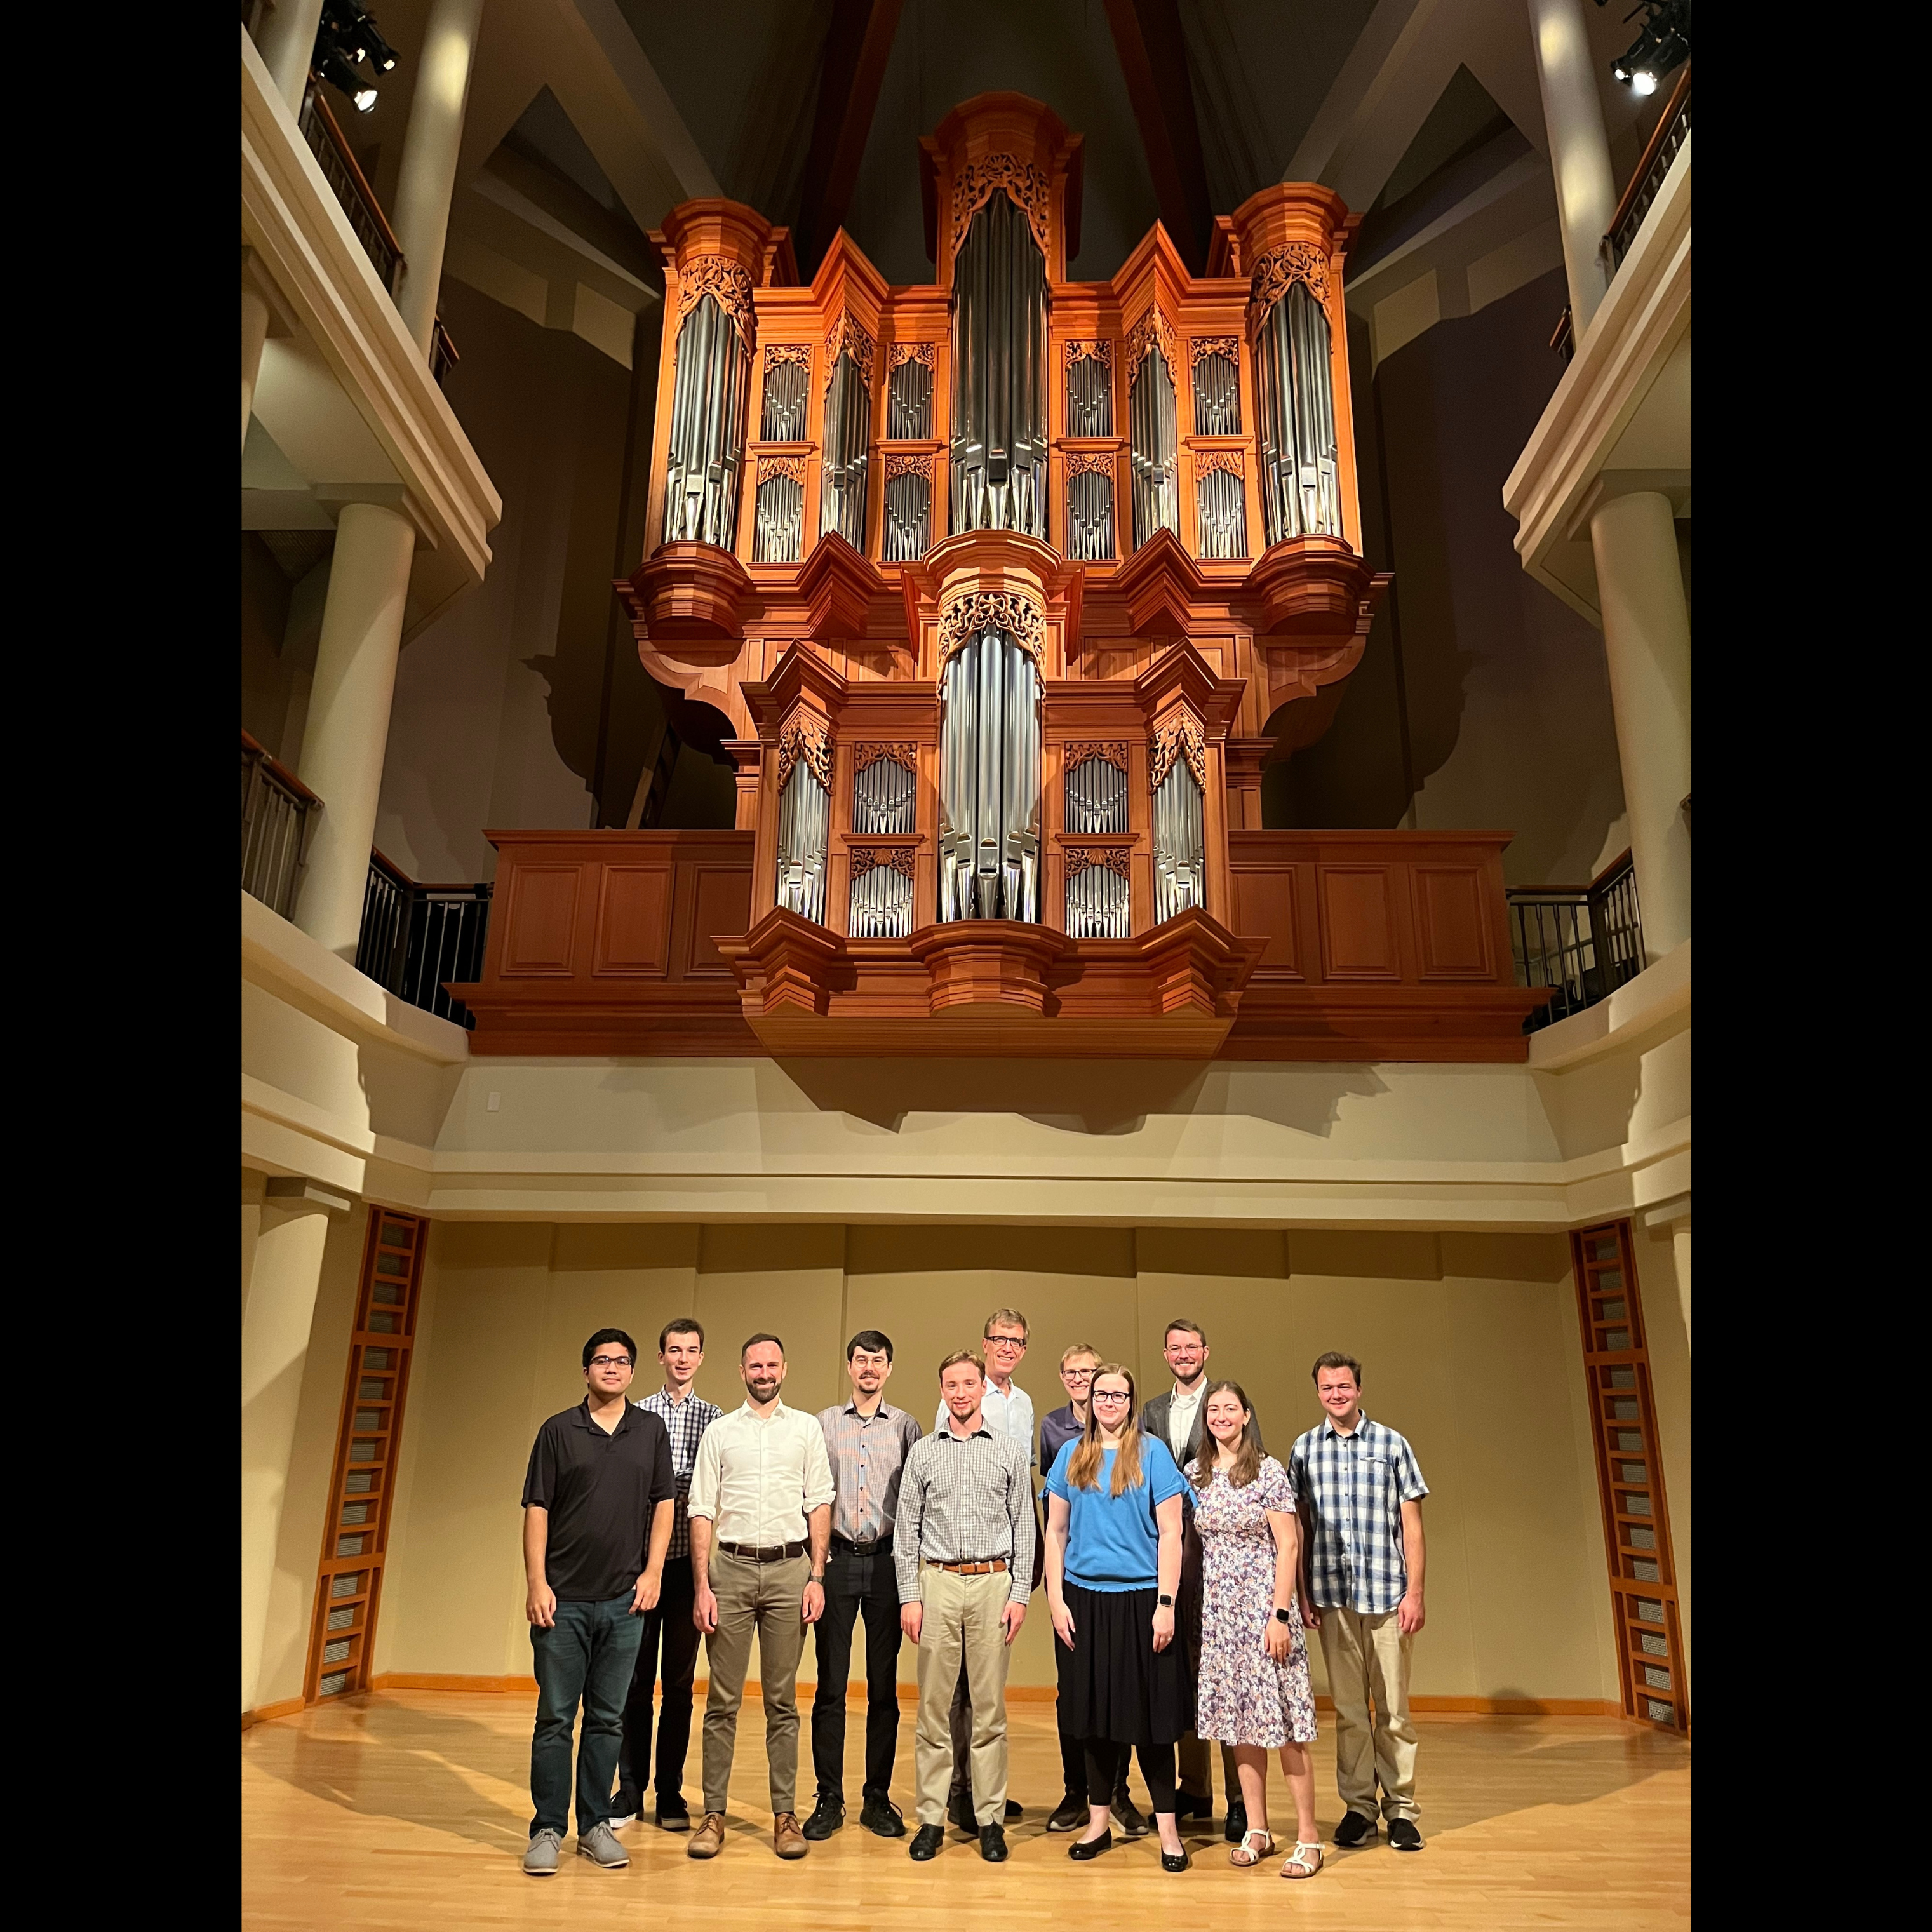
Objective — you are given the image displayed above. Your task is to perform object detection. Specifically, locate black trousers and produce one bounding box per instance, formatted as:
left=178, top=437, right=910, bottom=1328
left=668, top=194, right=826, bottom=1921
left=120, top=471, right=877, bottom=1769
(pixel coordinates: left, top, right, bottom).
left=811, top=1537, right=903, bottom=1804
left=616, top=1556, right=699, bottom=1802
left=1083, top=1737, right=1176, bottom=1814
left=1048, top=1630, right=1129, bottom=1802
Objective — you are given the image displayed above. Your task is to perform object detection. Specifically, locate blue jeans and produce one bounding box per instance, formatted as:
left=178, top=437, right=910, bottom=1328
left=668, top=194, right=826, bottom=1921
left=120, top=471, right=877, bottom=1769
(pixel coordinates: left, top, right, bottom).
left=530, top=1595, right=645, bottom=1838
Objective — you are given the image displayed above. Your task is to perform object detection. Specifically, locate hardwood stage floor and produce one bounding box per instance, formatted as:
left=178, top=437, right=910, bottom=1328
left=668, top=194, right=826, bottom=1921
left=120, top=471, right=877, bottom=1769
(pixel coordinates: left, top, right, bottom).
left=243, top=1691, right=1689, bottom=1928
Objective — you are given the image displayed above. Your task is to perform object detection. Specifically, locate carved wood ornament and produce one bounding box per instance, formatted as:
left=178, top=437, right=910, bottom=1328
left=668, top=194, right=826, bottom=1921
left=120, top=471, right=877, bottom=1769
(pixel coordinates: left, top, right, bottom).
left=1151, top=714, right=1207, bottom=790
left=849, top=845, right=917, bottom=880
left=1063, top=339, right=1113, bottom=368
left=677, top=257, right=758, bottom=349
left=1125, top=307, right=1177, bottom=377
left=887, top=342, right=937, bottom=369
left=1247, top=243, right=1329, bottom=338
left=1065, top=847, right=1132, bottom=879
left=884, top=453, right=933, bottom=481
left=854, top=743, right=918, bottom=774
left=777, top=713, right=834, bottom=791
left=824, top=311, right=876, bottom=388
left=757, top=455, right=808, bottom=486
left=950, top=152, right=1054, bottom=261
left=1065, top=741, right=1130, bottom=773
left=1064, top=452, right=1116, bottom=478
left=1190, top=336, right=1240, bottom=365
left=765, top=342, right=812, bottom=368
left=937, top=589, right=1046, bottom=669
left=1196, top=449, right=1245, bottom=477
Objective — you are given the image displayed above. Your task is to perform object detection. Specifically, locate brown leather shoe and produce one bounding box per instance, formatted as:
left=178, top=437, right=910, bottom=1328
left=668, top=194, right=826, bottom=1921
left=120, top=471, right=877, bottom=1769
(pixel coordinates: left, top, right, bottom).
left=774, top=1812, right=808, bottom=1859
left=687, top=1813, right=727, bottom=1860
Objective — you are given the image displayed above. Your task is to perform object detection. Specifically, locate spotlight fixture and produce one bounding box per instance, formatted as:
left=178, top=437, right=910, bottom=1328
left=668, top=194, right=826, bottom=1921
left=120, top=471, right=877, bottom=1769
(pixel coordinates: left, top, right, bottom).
left=1597, top=0, right=1691, bottom=94
left=312, top=1, right=399, bottom=112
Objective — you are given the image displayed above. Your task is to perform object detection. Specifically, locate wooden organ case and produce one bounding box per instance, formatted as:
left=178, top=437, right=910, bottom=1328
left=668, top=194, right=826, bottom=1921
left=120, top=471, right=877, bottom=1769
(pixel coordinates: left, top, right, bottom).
left=615, top=94, right=1403, bottom=1057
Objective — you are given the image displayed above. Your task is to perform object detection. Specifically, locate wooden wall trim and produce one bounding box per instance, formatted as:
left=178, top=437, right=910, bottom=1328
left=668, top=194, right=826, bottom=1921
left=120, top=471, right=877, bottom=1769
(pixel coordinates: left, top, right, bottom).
left=241, top=1696, right=307, bottom=1730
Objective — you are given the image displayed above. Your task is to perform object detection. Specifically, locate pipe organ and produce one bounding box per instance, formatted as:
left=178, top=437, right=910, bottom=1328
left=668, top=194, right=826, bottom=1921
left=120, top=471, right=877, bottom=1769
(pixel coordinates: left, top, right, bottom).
left=622, top=94, right=1388, bottom=1045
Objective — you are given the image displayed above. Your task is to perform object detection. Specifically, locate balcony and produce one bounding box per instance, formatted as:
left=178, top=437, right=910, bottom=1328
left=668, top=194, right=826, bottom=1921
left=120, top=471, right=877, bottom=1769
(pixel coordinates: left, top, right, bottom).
left=241, top=732, right=319, bottom=921
left=354, top=852, right=491, bottom=1030
left=1508, top=850, right=1645, bottom=1032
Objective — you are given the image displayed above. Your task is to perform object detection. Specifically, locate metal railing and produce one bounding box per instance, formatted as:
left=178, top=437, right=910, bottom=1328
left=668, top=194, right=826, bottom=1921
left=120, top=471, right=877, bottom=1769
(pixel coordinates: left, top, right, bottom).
left=354, top=850, right=491, bottom=1029
left=243, top=731, right=321, bottom=920
left=299, top=81, right=405, bottom=294
left=431, top=315, right=459, bottom=391
left=1508, top=851, right=1646, bottom=1032
left=1605, top=65, right=1691, bottom=273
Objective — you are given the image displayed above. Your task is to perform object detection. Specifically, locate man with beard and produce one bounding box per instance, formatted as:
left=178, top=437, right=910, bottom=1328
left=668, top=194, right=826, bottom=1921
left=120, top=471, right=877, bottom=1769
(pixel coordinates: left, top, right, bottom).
left=684, top=1333, right=835, bottom=1862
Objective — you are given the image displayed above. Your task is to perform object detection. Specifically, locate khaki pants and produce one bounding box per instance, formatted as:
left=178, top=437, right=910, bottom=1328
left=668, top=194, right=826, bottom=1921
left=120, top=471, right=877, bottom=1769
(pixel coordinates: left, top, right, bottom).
left=1317, top=1606, right=1419, bottom=1823
left=701, top=1550, right=808, bottom=1816
left=915, top=1566, right=1012, bottom=1827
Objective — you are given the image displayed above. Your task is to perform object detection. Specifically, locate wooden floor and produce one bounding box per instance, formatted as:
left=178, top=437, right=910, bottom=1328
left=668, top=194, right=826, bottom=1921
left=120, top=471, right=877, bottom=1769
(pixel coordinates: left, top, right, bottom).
left=243, top=1691, right=1689, bottom=1928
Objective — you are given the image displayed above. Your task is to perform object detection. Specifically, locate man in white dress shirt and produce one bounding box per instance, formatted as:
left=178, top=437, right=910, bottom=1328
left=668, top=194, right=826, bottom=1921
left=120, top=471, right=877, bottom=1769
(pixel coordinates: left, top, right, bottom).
left=934, top=1309, right=1035, bottom=1828
left=684, top=1333, right=835, bottom=1862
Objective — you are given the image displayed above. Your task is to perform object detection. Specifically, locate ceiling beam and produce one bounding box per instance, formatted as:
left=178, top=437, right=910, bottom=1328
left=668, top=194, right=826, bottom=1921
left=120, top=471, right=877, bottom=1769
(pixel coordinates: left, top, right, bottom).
left=793, top=0, right=904, bottom=278
left=1104, top=0, right=1212, bottom=274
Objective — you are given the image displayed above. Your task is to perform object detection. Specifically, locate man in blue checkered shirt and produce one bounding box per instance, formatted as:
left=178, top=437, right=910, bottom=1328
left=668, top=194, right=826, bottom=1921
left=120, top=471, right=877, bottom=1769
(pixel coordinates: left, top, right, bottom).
left=1289, top=1351, right=1429, bottom=1853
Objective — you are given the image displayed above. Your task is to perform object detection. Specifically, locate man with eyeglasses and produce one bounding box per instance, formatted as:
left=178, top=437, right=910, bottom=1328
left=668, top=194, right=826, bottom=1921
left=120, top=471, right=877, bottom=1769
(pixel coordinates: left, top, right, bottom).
left=519, top=1329, right=676, bottom=1876
left=934, top=1310, right=1035, bottom=1832
left=1041, top=1345, right=1147, bottom=1839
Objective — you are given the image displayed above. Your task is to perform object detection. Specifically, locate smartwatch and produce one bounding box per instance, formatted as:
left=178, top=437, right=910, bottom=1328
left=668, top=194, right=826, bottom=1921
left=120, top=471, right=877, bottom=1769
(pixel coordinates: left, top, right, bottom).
left=1157, top=1593, right=1175, bottom=1607
left=1273, top=1607, right=1294, bottom=1625
left=809, top=1573, right=826, bottom=1585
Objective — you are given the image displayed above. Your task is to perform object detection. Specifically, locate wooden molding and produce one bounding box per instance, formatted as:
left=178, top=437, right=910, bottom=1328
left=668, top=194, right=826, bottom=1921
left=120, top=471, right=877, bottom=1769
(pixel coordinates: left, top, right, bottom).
left=241, top=1695, right=306, bottom=1731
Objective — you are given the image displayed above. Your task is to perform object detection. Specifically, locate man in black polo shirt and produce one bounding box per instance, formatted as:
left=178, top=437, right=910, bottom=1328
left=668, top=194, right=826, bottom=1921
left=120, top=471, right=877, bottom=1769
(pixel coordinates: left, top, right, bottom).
left=520, top=1327, right=676, bottom=1876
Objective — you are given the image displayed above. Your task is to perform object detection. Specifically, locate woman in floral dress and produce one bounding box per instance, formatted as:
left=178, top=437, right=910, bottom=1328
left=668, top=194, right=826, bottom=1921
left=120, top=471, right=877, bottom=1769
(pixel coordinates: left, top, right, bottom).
left=1188, top=1379, right=1322, bottom=1879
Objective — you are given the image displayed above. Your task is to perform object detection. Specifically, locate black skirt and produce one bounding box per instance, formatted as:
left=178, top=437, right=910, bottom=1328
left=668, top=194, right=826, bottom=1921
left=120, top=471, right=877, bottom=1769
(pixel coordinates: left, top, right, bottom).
left=1056, top=1581, right=1192, bottom=1747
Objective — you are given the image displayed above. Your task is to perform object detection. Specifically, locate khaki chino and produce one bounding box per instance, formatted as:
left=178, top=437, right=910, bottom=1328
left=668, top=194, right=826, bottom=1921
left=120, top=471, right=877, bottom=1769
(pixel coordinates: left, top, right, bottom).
left=1317, top=1605, right=1419, bottom=1823
left=701, top=1549, right=809, bottom=1815
left=915, top=1564, right=1012, bottom=1827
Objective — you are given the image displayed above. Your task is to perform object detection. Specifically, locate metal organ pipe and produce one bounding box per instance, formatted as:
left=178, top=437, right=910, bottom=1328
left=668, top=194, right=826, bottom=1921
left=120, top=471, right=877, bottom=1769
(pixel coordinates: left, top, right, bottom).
left=1152, top=764, right=1206, bottom=923
left=1254, top=281, right=1340, bottom=544
left=775, top=763, right=829, bottom=925
left=821, top=349, right=871, bottom=546
left=938, top=630, right=1040, bottom=923
left=1129, top=347, right=1179, bottom=547
left=663, top=294, right=749, bottom=547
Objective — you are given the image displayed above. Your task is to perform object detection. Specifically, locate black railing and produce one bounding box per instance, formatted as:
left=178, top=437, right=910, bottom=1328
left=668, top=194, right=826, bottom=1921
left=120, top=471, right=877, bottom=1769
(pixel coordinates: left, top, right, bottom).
left=354, top=850, right=490, bottom=1028
left=1605, top=65, right=1691, bottom=273
left=1551, top=305, right=1574, bottom=366
left=431, top=315, right=459, bottom=391
left=243, top=731, right=320, bottom=920
left=298, top=81, right=405, bottom=294
left=1508, top=851, right=1646, bottom=1033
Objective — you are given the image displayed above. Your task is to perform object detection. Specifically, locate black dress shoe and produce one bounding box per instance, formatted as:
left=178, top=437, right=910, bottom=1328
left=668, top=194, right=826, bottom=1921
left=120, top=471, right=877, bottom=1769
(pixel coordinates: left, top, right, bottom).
left=1387, top=1817, right=1424, bottom=1851
left=1160, top=1846, right=1190, bottom=1873
left=1333, top=1810, right=1378, bottom=1848
left=909, top=1823, right=945, bottom=1861
left=1068, top=1828, right=1113, bottom=1861
left=1047, top=1792, right=1089, bottom=1832
left=979, top=1823, right=1009, bottom=1862
left=1003, top=1799, right=1023, bottom=1821
left=1176, top=1792, right=1213, bottom=1823
left=860, top=1796, right=906, bottom=1838
left=948, top=1794, right=976, bottom=1834
left=654, top=1795, right=690, bottom=1832
left=1223, top=1799, right=1248, bottom=1844
left=801, top=1795, right=844, bottom=1840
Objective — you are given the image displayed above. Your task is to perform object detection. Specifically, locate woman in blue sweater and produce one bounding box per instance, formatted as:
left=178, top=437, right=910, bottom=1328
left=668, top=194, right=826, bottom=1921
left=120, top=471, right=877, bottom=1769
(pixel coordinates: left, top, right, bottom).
left=1043, top=1362, right=1192, bottom=1872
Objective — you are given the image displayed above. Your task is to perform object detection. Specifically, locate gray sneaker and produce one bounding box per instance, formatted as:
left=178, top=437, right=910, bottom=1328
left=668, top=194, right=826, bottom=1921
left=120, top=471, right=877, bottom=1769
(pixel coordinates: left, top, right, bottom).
left=522, top=1828, right=563, bottom=1875
left=577, top=1821, right=630, bottom=1868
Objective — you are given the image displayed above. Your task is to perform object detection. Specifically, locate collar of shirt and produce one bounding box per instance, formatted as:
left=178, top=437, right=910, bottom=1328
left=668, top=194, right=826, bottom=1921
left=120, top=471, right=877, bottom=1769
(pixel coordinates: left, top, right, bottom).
left=574, top=1399, right=633, bottom=1436
left=942, top=1414, right=993, bottom=1441
left=843, top=1399, right=899, bottom=1421
left=1320, top=1408, right=1371, bottom=1440
left=736, top=1399, right=795, bottom=1423
left=1171, top=1381, right=1205, bottom=1413
left=657, top=1384, right=697, bottom=1405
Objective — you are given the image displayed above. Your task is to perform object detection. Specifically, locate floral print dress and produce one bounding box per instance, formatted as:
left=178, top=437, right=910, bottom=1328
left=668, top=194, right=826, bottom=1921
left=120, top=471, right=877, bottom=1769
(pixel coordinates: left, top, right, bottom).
left=1191, top=1455, right=1318, bottom=1746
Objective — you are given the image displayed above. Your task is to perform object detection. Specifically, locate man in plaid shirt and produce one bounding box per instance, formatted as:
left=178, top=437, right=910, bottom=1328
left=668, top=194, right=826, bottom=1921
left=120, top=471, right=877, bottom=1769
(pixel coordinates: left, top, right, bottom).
left=612, top=1318, right=721, bottom=1832
left=1289, top=1351, right=1430, bottom=1853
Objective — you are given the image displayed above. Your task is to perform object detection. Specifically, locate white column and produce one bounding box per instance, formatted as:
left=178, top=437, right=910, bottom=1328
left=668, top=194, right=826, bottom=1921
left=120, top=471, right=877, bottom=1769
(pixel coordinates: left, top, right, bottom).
left=1526, top=0, right=1619, bottom=335
left=1671, top=1215, right=1689, bottom=1353
left=1589, top=489, right=1690, bottom=958
left=391, top=0, right=487, bottom=355
left=294, top=501, right=417, bottom=956
left=253, top=0, right=327, bottom=114
left=241, top=1189, right=337, bottom=1713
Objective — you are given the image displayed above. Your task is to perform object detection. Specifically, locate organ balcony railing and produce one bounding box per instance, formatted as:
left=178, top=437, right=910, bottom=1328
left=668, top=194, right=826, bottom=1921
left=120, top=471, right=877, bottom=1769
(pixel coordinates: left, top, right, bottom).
left=1508, top=850, right=1645, bottom=1031
left=241, top=731, right=320, bottom=921
left=354, top=850, right=492, bottom=1030
left=1606, top=64, right=1691, bottom=273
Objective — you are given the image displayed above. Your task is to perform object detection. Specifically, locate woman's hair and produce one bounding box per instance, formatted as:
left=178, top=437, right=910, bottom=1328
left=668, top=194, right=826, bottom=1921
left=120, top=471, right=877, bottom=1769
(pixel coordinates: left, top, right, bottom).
left=1067, top=1362, right=1144, bottom=1497
left=1191, top=1379, right=1262, bottom=1491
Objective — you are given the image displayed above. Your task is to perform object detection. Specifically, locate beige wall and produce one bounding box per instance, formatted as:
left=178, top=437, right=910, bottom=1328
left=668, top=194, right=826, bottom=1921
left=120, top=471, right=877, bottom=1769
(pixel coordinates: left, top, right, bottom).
left=376, top=1222, right=1625, bottom=1707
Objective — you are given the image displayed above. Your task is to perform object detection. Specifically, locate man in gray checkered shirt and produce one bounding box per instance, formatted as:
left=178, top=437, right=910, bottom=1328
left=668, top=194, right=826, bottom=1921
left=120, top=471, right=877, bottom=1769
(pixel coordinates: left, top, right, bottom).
left=1289, top=1351, right=1430, bottom=1853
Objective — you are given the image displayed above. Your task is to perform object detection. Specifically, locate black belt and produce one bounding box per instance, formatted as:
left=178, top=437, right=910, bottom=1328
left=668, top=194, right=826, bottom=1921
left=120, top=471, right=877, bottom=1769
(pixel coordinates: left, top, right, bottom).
left=718, top=1540, right=806, bottom=1562
left=833, top=1533, right=892, bottom=1554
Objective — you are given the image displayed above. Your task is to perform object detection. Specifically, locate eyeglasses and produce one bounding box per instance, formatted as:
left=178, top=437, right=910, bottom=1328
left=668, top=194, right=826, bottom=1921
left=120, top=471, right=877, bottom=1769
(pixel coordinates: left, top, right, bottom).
left=1092, top=1388, right=1132, bottom=1404
left=588, top=1355, right=634, bottom=1370
left=1062, top=1368, right=1094, bottom=1382
left=985, top=1334, right=1026, bottom=1350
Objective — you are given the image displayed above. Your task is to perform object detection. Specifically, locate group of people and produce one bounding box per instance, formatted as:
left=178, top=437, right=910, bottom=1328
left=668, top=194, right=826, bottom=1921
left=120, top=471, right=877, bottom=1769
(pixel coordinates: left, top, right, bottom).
left=517, top=1310, right=1430, bottom=1882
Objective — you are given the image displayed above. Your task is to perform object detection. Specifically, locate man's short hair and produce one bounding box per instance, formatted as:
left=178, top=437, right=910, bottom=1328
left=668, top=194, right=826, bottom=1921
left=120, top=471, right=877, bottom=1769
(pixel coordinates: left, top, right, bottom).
left=741, top=1332, right=786, bottom=1361
left=1164, top=1318, right=1209, bottom=1346
left=939, top=1349, right=986, bottom=1381
left=983, top=1308, right=1029, bottom=1341
left=1059, top=1341, right=1101, bottom=1369
left=1311, top=1350, right=1363, bottom=1386
left=847, top=1329, right=894, bottom=1362
left=583, top=1327, right=637, bottom=1369
left=659, top=1318, right=704, bottom=1352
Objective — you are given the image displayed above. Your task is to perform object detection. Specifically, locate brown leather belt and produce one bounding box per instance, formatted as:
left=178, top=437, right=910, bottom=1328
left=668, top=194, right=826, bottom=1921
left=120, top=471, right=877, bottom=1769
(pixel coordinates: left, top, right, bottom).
left=718, top=1540, right=806, bottom=1562
left=927, top=1557, right=1009, bottom=1575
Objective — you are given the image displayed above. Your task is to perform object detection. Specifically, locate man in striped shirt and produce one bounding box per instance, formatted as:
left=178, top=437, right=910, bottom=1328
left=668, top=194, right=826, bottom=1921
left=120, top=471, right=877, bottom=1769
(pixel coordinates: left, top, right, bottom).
left=614, top=1318, right=721, bottom=1833
left=1289, top=1351, right=1430, bottom=1853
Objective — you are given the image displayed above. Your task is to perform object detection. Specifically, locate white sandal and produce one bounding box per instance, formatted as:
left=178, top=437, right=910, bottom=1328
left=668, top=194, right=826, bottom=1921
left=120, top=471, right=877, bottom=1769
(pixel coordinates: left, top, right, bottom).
left=1228, top=1827, right=1275, bottom=1867
left=1281, top=1841, right=1324, bottom=1879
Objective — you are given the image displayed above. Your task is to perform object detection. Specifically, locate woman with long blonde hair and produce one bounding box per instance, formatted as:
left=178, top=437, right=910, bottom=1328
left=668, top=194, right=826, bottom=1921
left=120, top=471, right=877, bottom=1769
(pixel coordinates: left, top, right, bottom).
left=1042, top=1363, right=1193, bottom=1872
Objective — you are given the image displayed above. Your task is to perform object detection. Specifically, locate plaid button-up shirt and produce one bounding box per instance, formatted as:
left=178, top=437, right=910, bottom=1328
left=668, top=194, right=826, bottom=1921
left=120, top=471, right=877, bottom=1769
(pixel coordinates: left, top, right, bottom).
left=817, top=1399, right=922, bottom=1544
left=894, top=1418, right=1036, bottom=1607
left=1288, top=1411, right=1429, bottom=1616
left=635, top=1385, right=722, bottom=1559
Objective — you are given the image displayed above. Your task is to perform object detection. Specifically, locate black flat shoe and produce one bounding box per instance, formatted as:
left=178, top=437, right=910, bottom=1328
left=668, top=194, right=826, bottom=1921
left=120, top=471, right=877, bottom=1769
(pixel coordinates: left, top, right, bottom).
left=979, top=1824, right=1009, bottom=1862
left=1387, top=1817, right=1424, bottom=1851
left=909, top=1824, right=944, bottom=1861
left=801, top=1795, right=843, bottom=1840
left=1068, top=1829, right=1114, bottom=1861
left=1161, top=1847, right=1190, bottom=1873
left=860, top=1796, right=906, bottom=1838
left=1333, top=1810, right=1377, bottom=1848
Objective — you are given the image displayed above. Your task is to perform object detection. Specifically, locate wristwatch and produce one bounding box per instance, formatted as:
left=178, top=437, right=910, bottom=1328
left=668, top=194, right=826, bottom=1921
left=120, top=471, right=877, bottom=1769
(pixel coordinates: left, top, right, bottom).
left=809, top=1573, right=826, bottom=1585
left=1157, top=1593, right=1174, bottom=1607
left=1273, top=1607, right=1294, bottom=1625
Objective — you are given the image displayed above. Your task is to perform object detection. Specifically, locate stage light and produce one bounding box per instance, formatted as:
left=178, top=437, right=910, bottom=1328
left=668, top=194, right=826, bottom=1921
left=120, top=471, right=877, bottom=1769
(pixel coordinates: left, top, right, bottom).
left=314, top=3, right=398, bottom=110
left=1632, top=70, right=1658, bottom=95
left=1597, top=0, right=1691, bottom=93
